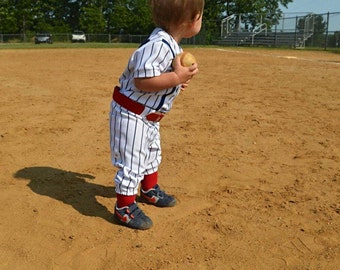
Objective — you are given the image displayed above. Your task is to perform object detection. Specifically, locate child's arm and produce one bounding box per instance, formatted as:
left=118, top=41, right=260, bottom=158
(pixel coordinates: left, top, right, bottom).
left=134, top=56, right=198, bottom=92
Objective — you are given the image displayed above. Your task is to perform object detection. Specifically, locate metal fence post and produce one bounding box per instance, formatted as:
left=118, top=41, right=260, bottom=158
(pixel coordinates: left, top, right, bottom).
left=294, top=16, right=298, bottom=48
left=324, top=12, right=330, bottom=51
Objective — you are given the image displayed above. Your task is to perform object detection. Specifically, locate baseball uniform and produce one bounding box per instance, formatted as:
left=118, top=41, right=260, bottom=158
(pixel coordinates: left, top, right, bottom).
left=110, top=27, right=183, bottom=196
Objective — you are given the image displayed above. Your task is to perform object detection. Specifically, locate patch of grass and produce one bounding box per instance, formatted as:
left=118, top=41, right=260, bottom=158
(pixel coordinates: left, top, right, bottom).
left=1, top=42, right=339, bottom=54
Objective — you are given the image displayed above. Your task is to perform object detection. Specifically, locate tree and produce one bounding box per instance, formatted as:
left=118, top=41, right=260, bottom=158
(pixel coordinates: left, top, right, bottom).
left=224, top=0, right=292, bottom=16
left=0, top=0, right=295, bottom=44
left=203, top=0, right=225, bottom=42
left=66, top=0, right=82, bottom=31
left=32, top=0, right=71, bottom=33
left=7, top=0, right=35, bottom=35
left=80, top=6, right=106, bottom=33
left=0, top=0, right=17, bottom=34
left=128, top=0, right=153, bottom=34
left=107, top=0, right=152, bottom=35
left=222, top=0, right=293, bottom=31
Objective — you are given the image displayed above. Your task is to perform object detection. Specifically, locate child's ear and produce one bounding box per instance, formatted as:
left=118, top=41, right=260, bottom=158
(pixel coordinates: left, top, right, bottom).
left=188, top=14, right=202, bottom=28
left=192, top=14, right=201, bottom=22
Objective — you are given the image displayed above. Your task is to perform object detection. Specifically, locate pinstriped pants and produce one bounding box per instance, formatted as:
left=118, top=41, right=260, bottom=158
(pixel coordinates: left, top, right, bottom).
left=110, top=101, right=161, bottom=196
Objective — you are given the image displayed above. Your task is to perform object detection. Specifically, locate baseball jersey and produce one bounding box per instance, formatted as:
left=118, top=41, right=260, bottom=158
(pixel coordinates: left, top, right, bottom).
left=118, top=27, right=183, bottom=113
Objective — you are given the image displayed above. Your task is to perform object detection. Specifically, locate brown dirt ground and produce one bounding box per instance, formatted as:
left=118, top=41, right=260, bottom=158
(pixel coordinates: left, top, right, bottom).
left=0, top=46, right=339, bottom=270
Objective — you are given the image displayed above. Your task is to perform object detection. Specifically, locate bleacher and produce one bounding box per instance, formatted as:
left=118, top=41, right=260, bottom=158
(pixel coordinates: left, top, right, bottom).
left=215, top=31, right=307, bottom=48
left=215, top=12, right=321, bottom=48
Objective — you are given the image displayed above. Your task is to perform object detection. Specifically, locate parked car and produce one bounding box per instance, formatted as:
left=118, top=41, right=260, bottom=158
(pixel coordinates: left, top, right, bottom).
left=71, top=31, right=86, bottom=43
left=35, top=33, right=53, bottom=44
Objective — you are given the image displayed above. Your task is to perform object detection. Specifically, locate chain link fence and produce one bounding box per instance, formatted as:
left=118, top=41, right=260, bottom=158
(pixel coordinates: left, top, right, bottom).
left=218, top=12, right=340, bottom=49
left=0, top=32, right=205, bottom=45
left=0, top=33, right=147, bottom=44
left=1, top=12, right=339, bottom=49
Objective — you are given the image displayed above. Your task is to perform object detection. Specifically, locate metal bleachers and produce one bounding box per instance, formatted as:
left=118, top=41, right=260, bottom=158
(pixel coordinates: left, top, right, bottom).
left=215, top=13, right=319, bottom=48
left=215, top=31, right=308, bottom=48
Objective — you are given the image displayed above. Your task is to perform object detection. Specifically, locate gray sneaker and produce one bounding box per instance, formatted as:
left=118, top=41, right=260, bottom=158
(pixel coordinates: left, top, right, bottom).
left=141, top=184, right=177, bottom=207
left=114, top=202, right=153, bottom=230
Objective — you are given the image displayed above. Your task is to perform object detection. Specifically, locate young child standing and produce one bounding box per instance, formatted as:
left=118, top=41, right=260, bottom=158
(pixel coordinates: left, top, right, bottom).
left=110, top=0, right=205, bottom=230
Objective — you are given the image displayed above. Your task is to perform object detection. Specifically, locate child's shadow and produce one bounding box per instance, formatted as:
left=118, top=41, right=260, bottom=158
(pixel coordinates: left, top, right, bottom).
left=14, top=166, right=115, bottom=223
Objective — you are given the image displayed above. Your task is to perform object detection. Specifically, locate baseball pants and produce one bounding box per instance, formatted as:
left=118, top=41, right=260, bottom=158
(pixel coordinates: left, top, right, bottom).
left=109, top=101, right=161, bottom=196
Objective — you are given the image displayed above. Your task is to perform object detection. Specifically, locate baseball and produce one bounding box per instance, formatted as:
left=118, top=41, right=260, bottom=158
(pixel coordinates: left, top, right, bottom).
left=179, top=52, right=197, bottom=67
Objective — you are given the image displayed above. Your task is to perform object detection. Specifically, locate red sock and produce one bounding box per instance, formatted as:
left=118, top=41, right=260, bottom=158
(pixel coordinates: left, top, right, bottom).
left=141, top=171, right=158, bottom=191
left=116, top=194, right=136, bottom=208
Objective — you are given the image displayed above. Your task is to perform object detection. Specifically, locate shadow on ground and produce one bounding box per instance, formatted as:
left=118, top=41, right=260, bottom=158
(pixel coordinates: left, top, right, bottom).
left=14, top=166, right=115, bottom=222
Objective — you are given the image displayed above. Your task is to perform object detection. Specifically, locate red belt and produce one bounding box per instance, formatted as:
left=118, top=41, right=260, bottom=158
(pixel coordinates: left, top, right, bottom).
left=112, top=86, right=165, bottom=122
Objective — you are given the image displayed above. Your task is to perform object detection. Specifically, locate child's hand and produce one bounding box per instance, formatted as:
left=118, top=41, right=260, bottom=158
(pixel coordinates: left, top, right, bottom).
left=181, top=79, right=191, bottom=91
left=172, top=56, right=198, bottom=86
left=134, top=56, right=198, bottom=93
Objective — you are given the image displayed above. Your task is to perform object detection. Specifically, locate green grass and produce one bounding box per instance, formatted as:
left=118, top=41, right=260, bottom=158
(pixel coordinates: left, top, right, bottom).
left=1, top=42, right=339, bottom=54
left=303, top=46, right=340, bottom=54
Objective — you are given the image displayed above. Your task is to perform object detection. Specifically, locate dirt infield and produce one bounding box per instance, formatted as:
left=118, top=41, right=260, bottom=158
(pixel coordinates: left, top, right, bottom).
left=0, top=47, right=339, bottom=269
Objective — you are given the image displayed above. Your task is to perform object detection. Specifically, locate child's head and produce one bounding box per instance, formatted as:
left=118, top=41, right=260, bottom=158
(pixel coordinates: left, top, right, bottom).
left=150, top=0, right=205, bottom=32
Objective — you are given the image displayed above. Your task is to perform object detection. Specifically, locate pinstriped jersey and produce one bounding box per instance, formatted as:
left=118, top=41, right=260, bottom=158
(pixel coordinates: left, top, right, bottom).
left=118, top=27, right=183, bottom=113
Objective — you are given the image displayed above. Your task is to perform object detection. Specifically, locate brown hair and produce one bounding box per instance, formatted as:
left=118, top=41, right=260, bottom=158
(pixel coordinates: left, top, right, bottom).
left=150, top=0, right=204, bottom=30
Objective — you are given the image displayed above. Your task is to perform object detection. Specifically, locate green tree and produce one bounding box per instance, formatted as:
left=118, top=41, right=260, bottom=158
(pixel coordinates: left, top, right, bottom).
left=80, top=5, right=106, bottom=33
left=7, top=0, right=35, bottom=35
left=203, top=0, right=225, bottom=42
left=0, top=0, right=17, bottom=33
left=0, top=0, right=295, bottom=44
left=108, top=0, right=131, bottom=34
left=107, top=0, right=152, bottom=35
left=0, top=0, right=72, bottom=34
left=32, top=0, right=71, bottom=33
left=223, top=0, right=293, bottom=30
left=129, top=0, right=153, bottom=34
left=66, top=0, right=82, bottom=31
left=224, top=0, right=292, bottom=15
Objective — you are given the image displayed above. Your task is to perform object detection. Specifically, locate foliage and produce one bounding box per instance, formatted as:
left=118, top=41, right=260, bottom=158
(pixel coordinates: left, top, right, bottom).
left=0, top=0, right=292, bottom=43
left=222, top=0, right=293, bottom=30
left=107, top=0, right=153, bottom=34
